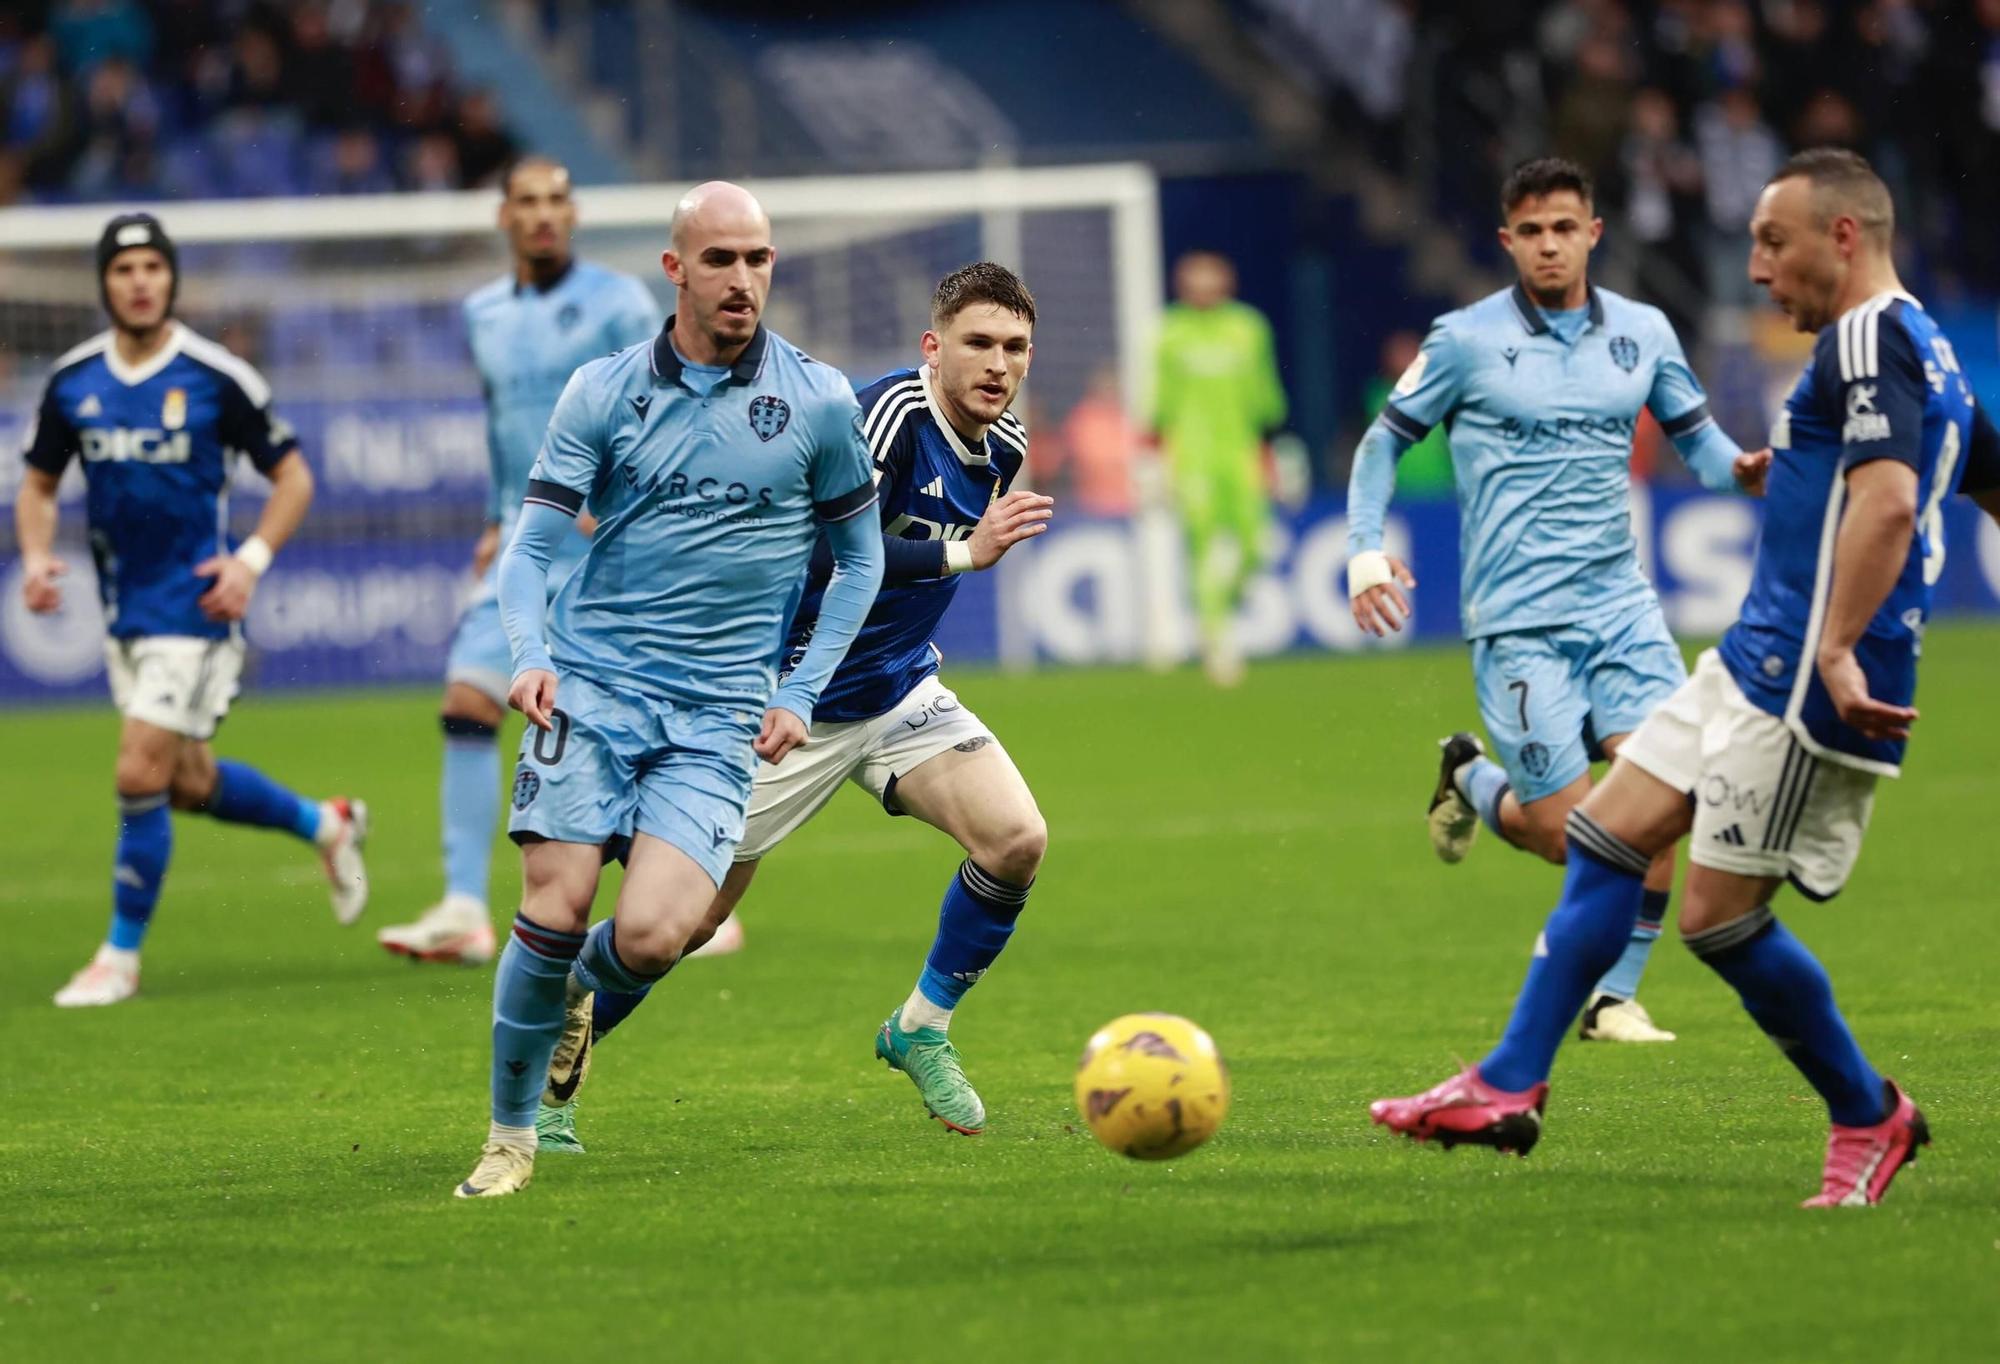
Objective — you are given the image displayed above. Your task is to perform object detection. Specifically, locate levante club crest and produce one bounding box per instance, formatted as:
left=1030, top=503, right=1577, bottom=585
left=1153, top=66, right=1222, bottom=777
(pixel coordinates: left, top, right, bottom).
left=1608, top=336, right=1639, bottom=373
left=748, top=394, right=790, bottom=441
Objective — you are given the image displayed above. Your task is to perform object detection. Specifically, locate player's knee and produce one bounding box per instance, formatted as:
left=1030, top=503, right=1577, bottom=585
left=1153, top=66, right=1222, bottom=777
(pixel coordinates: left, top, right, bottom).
left=1524, top=817, right=1568, bottom=866
left=975, top=810, right=1047, bottom=885
left=114, top=747, right=174, bottom=800
left=440, top=686, right=504, bottom=732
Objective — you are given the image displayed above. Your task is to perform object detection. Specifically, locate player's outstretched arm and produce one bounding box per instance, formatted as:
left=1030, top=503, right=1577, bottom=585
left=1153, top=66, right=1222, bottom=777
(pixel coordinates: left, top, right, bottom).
left=1818, top=458, right=1920, bottom=741
left=763, top=506, right=885, bottom=761
left=196, top=449, right=313, bottom=622
left=498, top=497, right=571, bottom=730
left=14, top=467, right=66, bottom=613
left=1345, top=417, right=1417, bottom=636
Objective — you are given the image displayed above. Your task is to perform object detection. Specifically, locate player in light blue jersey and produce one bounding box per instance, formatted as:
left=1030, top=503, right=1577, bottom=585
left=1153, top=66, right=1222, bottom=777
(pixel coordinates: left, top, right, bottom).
left=377, top=157, right=662, bottom=967
left=1371, top=150, right=2000, bottom=1207
left=531, top=263, right=1053, bottom=1151
left=455, top=182, right=885, bottom=1199
left=1345, top=158, right=1769, bottom=1043
left=14, top=214, right=370, bottom=1008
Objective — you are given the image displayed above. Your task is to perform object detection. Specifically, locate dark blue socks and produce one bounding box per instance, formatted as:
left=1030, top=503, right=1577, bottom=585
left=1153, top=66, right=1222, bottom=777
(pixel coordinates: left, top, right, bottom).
left=916, top=860, right=1032, bottom=1011
left=1685, top=907, right=1887, bottom=1127
left=203, top=759, right=319, bottom=841
left=491, top=914, right=586, bottom=1128
left=109, top=793, right=173, bottom=951
left=1479, top=810, right=1650, bottom=1091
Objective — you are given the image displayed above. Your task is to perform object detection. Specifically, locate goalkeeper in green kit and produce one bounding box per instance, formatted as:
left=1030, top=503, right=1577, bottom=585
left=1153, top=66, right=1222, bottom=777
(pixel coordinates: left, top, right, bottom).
left=1150, top=251, right=1288, bottom=685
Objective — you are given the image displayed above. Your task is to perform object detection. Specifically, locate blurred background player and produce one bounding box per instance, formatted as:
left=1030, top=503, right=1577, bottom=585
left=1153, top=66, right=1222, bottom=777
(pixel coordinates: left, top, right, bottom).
left=14, top=212, right=369, bottom=1008
left=1371, top=150, right=2000, bottom=1207
left=456, top=182, right=885, bottom=1198
left=376, top=157, right=663, bottom=967
left=536, top=263, right=1052, bottom=1151
left=1346, top=158, right=1769, bottom=1043
left=1150, top=250, right=1287, bottom=686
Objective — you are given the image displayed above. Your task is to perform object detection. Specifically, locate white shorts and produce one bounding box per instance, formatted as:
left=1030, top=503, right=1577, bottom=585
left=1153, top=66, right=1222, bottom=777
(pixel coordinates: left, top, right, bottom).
left=105, top=634, right=245, bottom=741
left=1619, top=649, right=1877, bottom=901
left=736, top=675, right=994, bottom=861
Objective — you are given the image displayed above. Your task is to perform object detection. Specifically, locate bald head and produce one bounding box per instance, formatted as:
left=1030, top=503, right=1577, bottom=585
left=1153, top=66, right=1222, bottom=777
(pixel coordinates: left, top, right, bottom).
left=663, top=180, right=776, bottom=363
left=670, top=181, right=770, bottom=254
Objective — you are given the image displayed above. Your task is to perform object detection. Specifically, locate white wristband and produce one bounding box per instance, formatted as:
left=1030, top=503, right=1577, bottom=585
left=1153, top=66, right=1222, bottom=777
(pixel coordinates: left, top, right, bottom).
left=943, top=540, right=976, bottom=575
left=1347, top=549, right=1393, bottom=597
left=234, top=535, right=274, bottom=577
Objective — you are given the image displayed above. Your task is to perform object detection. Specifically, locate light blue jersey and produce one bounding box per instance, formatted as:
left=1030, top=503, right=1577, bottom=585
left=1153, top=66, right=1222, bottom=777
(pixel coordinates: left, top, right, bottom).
left=513, top=324, right=880, bottom=715
left=463, top=260, right=662, bottom=541
left=1355, top=283, right=1728, bottom=639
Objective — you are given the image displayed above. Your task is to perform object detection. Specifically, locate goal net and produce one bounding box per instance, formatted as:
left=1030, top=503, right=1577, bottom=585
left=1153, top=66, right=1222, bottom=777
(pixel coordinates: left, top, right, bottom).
left=0, top=164, right=1161, bottom=702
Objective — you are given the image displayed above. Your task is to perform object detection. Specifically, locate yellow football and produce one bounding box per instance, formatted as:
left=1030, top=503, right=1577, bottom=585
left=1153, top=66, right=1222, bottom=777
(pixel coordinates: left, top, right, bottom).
left=1073, top=1012, right=1230, bottom=1160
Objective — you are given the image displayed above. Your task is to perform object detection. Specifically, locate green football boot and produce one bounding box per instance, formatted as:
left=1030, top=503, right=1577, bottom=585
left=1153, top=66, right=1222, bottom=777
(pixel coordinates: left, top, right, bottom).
left=874, top=1007, right=985, bottom=1134
left=535, top=1100, right=584, bottom=1155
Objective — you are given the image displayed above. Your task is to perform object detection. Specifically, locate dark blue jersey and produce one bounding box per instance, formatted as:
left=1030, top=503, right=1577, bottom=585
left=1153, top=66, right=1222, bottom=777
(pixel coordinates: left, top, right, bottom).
left=21, top=325, right=299, bottom=640
left=783, top=367, right=1026, bottom=723
left=1719, top=294, right=1978, bottom=775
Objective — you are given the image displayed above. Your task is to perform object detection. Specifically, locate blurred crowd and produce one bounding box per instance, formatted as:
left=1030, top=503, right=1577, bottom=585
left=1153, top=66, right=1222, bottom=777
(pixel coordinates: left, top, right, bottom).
left=0, top=0, right=518, bottom=204
left=1263, top=1, right=2000, bottom=306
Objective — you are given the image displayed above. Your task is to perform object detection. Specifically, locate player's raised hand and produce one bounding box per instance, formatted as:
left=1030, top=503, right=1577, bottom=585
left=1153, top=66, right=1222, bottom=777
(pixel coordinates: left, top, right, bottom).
left=20, top=555, right=67, bottom=613
left=194, top=554, right=258, bottom=621
left=510, top=668, right=559, bottom=730
left=1818, top=646, right=1917, bottom=742
left=755, top=706, right=809, bottom=763
left=967, top=490, right=1055, bottom=570
left=1734, top=447, right=1774, bottom=497
left=1348, top=551, right=1417, bottom=636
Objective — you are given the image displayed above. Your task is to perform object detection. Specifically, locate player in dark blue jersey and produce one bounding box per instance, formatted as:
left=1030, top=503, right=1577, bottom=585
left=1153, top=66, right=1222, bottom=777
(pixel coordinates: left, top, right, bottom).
left=532, top=264, right=1052, bottom=1148
left=1371, top=151, right=2000, bottom=1207
left=14, top=213, right=370, bottom=1009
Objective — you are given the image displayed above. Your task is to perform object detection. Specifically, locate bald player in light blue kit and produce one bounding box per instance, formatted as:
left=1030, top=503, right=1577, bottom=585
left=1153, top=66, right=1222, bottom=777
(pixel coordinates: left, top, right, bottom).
left=454, top=181, right=885, bottom=1199
left=379, top=156, right=662, bottom=966
left=1346, top=158, right=1770, bottom=1043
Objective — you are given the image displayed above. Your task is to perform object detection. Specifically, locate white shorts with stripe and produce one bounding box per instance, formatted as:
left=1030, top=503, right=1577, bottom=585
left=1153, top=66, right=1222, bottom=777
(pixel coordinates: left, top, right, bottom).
left=735, top=675, right=993, bottom=861
left=105, top=634, right=245, bottom=741
left=1619, top=649, right=1877, bottom=901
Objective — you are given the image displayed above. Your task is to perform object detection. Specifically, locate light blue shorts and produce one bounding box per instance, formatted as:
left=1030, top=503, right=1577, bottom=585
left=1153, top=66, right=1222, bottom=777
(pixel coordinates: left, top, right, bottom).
left=445, top=587, right=511, bottom=704
left=446, top=540, right=589, bottom=703
left=506, top=671, right=759, bottom=887
left=1470, top=596, right=1687, bottom=804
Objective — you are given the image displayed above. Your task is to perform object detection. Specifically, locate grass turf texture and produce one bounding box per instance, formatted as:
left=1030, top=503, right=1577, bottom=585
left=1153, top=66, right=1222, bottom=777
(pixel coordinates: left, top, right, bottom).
left=3, top=628, right=1997, bottom=1361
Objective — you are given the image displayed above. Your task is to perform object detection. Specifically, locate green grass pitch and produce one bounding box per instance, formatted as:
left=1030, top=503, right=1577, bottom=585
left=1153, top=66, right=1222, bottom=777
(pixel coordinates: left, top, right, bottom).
left=3, top=627, right=1997, bottom=1361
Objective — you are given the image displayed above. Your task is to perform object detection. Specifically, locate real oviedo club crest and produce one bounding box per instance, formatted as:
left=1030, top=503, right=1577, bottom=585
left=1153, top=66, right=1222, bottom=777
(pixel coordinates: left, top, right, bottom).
left=748, top=394, right=791, bottom=442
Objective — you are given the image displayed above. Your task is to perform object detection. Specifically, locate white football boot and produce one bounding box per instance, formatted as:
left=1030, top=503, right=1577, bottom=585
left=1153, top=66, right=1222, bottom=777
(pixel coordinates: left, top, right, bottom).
left=1426, top=733, right=1485, bottom=864
left=316, top=798, right=370, bottom=926
left=1579, top=994, right=1678, bottom=1043
left=377, top=893, right=496, bottom=965
left=54, top=945, right=140, bottom=1008
left=455, top=1140, right=536, bottom=1199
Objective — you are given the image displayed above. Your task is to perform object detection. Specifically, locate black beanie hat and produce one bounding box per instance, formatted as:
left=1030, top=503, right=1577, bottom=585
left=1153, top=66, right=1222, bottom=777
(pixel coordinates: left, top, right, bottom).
left=96, top=212, right=179, bottom=314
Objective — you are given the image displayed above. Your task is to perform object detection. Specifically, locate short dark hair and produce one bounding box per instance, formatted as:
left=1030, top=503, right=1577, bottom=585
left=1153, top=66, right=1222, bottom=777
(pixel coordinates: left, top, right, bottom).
left=931, top=261, right=1036, bottom=330
left=1500, top=157, right=1594, bottom=219
left=1768, top=147, right=1894, bottom=242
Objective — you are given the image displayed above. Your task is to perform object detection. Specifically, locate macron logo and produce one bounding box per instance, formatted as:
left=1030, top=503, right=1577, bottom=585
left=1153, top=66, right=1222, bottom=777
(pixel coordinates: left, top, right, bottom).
left=920, top=476, right=945, bottom=498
